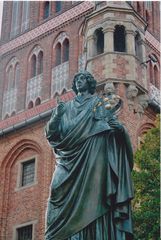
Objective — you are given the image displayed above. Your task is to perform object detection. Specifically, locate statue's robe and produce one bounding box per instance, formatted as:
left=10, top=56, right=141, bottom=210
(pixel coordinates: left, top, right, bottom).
left=45, top=94, right=134, bottom=240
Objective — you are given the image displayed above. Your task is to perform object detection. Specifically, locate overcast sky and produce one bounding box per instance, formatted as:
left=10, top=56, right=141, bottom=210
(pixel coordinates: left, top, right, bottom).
left=0, top=1, right=3, bottom=37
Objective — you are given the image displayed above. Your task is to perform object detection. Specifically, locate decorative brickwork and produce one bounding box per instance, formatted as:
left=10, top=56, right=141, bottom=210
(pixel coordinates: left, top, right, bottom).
left=2, top=88, right=17, bottom=119
left=51, top=61, right=69, bottom=96
left=26, top=74, right=43, bottom=107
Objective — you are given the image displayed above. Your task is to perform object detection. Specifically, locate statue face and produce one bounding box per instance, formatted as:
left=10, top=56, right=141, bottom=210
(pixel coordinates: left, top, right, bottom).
left=75, top=74, right=89, bottom=93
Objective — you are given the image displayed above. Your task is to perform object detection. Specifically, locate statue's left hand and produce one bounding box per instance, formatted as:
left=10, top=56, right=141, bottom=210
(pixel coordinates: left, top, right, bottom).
left=108, top=119, right=123, bottom=132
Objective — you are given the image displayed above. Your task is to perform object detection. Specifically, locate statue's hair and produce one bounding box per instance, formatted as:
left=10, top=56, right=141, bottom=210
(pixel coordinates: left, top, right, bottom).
left=72, top=71, right=97, bottom=95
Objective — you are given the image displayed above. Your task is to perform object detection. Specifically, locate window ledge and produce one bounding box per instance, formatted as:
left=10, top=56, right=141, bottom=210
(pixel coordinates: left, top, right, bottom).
left=15, top=181, right=38, bottom=192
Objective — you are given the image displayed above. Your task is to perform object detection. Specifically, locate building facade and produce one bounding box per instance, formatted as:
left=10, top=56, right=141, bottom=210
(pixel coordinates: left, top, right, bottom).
left=0, top=1, right=160, bottom=240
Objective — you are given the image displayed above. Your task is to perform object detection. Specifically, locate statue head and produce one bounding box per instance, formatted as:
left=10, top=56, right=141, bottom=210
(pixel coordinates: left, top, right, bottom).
left=72, top=71, right=97, bottom=95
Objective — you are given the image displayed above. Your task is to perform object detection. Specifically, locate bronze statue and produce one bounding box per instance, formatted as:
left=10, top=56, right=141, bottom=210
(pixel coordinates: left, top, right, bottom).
left=45, top=71, right=134, bottom=240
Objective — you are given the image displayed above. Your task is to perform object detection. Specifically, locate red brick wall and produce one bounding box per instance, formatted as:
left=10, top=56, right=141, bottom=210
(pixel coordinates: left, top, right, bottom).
left=0, top=120, right=54, bottom=239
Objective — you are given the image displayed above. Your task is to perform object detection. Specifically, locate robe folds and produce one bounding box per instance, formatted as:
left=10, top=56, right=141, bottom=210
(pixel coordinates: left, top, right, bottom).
left=45, top=94, right=134, bottom=240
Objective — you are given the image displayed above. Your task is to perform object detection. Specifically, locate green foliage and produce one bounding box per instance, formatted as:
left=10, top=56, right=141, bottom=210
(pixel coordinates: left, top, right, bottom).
left=132, top=115, right=160, bottom=240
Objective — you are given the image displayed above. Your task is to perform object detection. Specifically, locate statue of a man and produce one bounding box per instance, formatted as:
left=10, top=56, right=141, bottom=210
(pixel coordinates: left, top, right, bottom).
left=45, top=71, right=134, bottom=240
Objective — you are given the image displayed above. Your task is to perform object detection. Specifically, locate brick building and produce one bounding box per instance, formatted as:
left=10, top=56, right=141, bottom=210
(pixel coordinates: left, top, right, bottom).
left=0, top=1, right=160, bottom=240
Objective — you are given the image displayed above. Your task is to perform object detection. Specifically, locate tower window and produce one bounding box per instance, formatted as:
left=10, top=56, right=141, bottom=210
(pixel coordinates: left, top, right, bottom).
left=135, top=32, right=142, bottom=61
left=95, top=28, right=104, bottom=55
left=114, top=25, right=126, bottom=52
left=154, top=65, right=159, bottom=87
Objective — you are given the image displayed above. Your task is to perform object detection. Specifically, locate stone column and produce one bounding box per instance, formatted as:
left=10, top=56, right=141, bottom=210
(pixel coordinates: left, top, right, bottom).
left=126, top=30, right=136, bottom=55
left=103, top=27, right=114, bottom=52
left=87, top=35, right=95, bottom=58
left=140, top=39, right=146, bottom=63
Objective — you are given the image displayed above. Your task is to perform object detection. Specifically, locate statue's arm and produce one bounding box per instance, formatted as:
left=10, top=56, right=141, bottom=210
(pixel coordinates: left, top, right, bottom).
left=45, top=110, right=62, bottom=142
left=45, top=102, right=66, bottom=142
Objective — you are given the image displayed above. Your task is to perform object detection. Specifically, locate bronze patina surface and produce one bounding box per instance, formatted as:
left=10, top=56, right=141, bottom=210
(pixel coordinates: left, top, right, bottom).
left=45, top=71, right=134, bottom=240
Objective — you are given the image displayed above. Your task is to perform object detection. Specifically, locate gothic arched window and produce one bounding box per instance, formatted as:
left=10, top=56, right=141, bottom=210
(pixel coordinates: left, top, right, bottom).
left=95, top=28, right=104, bottom=55
left=14, top=63, right=20, bottom=87
left=63, top=39, right=69, bottom=62
left=135, top=32, right=142, bottom=61
left=154, top=65, right=159, bottom=87
left=37, top=51, right=43, bottom=75
left=35, top=97, right=41, bottom=106
left=30, top=54, right=36, bottom=78
left=8, top=66, right=14, bottom=90
left=55, top=43, right=61, bottom=66
left=114, top=25, right=126, bottom=52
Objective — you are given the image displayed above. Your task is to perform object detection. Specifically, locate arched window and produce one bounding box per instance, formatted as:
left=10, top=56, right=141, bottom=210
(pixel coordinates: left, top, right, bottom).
left=154, top=65, right=159, bottom=87
left=35, top=97, right=41, bottom=106
left=37, top=51, right=43, bottom=75
left=28, top=101, right=34, bottom=109
left=56, top=1, right=61, bottom=12
left=95, top=28, right=104, bottom=55
left=44, top=1, right=50, bottom=19
left=149, top=61, right=153, bottom=84
left=135, top=32, right=142, bottom=61
left=55, top=43, right=61, bottom=66
left=14, top=63, right=20, bottom=87
left=114, top=25, right=126, bottom=52
left=30, top=54, right=36, bottom=78
left=8, top=66, right=14, bottom=90
left=63, top=39, right=69, bottom=62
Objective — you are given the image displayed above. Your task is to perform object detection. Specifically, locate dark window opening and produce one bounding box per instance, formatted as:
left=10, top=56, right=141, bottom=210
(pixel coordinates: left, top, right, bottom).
left=63, top=39, right=69, bottom=62
left=28, top=101, right=34, bottom=109
left=44, top=1, right=50, bottom=19
left=15, top=63, right=20, bottom=87
left=149, top=61, right=153, bottom=84
left=17, top=225, right=32, bottom=240
left=38, top=51, right=43, bottom=74
left=56, top=1, right=61, bottom=12
left=114, top=25, right=126, bottom=52
left=30, top=55, right=36, bottom=78
left=135, top=32, right=142, bottom=60
left=95, top=28, right=104, bottom=55
left=21, top=159, right=35, bottom=186
left=35, top=97, right=41, bottom=106
left=55, top=43, right=61, bottom=66
left=154, top=65, right=159, bottom=87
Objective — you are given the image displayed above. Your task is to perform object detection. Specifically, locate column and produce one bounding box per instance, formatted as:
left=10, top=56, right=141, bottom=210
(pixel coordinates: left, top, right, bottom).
left=103, top=27, right=114, bottom=52
left=87, top=35, right=95, bottom=58
left=126, top=30, right=136, bottom=55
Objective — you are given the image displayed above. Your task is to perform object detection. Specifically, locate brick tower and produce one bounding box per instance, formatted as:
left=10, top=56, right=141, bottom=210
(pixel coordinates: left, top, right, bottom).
left=0, top=2, right=160, bottom=240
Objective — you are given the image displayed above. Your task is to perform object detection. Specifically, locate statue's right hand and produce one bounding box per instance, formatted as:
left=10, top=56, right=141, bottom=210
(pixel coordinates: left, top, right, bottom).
left=55, top=102, right=66, bottom=117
